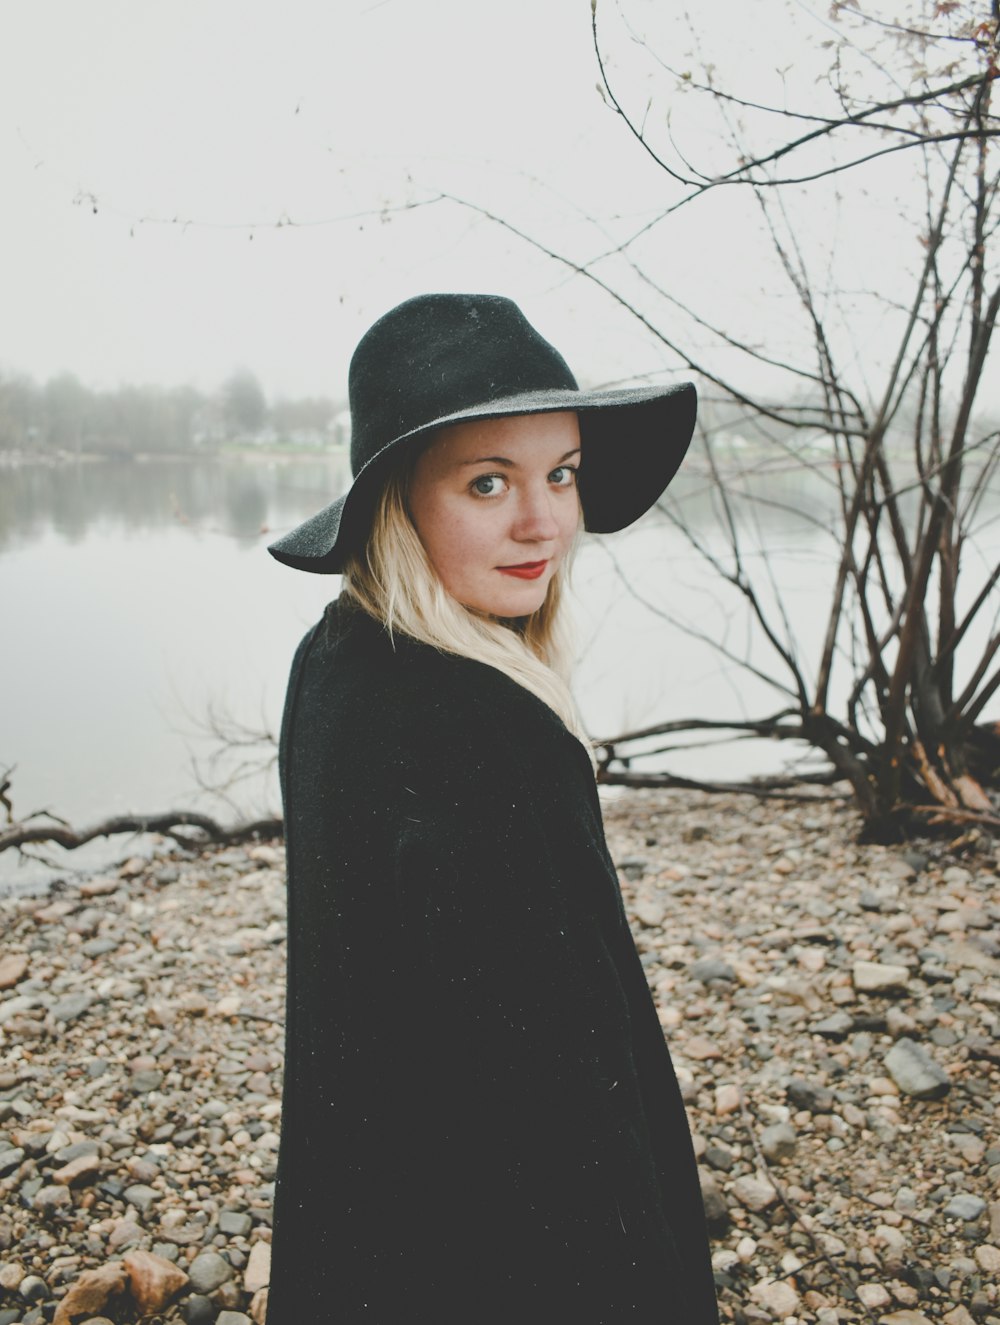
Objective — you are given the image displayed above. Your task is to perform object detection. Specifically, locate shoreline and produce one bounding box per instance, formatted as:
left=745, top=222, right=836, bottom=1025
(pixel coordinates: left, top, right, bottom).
left=2, top=788, right=999, bottom=1323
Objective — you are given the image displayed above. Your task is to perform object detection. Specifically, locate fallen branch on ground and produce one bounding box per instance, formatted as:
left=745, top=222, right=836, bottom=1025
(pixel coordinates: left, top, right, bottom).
left=0, top=809, right=283, bottom=855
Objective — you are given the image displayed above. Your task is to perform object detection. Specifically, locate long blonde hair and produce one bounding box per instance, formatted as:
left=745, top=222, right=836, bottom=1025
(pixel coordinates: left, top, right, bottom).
left=340, top=460, right=588, bottom=742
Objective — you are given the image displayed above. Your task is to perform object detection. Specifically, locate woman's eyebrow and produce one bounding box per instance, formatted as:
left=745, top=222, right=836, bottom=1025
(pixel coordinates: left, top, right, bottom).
left=459, top=447, right=581, bottom=468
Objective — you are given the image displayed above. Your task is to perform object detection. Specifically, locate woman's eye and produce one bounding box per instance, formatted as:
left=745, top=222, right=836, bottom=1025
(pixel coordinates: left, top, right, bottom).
left=471, top=473, right=506, bottom=497
left=548, top=465, right=578, bottom=487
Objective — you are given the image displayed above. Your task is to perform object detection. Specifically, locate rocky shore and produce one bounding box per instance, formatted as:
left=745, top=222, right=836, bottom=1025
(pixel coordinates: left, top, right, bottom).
left=1, top=788, right=998, bottom=1324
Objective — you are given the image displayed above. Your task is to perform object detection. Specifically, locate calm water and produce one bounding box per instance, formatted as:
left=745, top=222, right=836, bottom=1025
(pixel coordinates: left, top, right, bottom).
left=2, top=450, right=997, bottom=891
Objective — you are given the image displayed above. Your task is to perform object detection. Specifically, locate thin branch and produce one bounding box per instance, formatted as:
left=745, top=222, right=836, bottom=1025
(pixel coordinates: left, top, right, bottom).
left=0, top=810, right=283, bottom=855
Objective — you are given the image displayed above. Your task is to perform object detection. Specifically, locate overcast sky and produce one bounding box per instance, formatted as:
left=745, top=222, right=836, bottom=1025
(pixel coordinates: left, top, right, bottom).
left=1, top=0, right=967, bottom=404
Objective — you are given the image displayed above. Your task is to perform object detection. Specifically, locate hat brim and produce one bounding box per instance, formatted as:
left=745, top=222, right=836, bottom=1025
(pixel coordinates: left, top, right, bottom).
left=267, top=381, right=696, bottom=574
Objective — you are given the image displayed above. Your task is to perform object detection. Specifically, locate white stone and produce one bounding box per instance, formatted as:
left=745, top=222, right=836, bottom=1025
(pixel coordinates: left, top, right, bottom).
left=856, top=1282, right=891, bottom=1308
left=942, top=1307, right=976, bottom=1325
left=736, top=1236, right=757, bottom=1263
left=731, top=1175, right=778, bottom=1212
left=244, top=1242, right=271, bottom=1295
left=853, top=960, right=909, bottom=991
left=711, top=1249, right=741, bottom=1273
left=715, top=1084, right=741, bottom=1116
left=749, top=1278, right=800, bottom=1318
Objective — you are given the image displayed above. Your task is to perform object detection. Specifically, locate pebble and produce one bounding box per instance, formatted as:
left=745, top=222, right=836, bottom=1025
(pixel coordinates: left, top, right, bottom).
left=759, top=1122, right=797, bottom=1161
left=785, top=1078, right=834, bottom=1113
left=853, top=960, right=910, bottom=992
left=183, top=1295, right=215, bottom=1323
left=883, top=1037, right=952, bottom=1098
left=942, top=1308, right=976, bottom=1325
left=689, top=958, right=736, bottom=983
left=944, top=1194, right=987, bottom=1221
left=122, top=1249, right=189, bottom=1314
left=219, top=1210, right=253, bottom=1237
left=731, top=1175, right=778, bottom=1212
left=3, top=796, right=998, bottom=1324
left=714, top=1084, right=741, bottom=1116
left=748, top=1279, right=799, bottom=1317
left=188, top=1250, right=233, bottom=1294
left=856, top=1282, right=891, bottom=1307
left=813, top=1010, right=853, bottom=1037
left=0, top=954, right=29, bottom=989
left=18, top=1276, right=50, bottom=1302
left=243, top=1242, right=270, bottom=1295
left=51, top=992, right=94, bottom=1023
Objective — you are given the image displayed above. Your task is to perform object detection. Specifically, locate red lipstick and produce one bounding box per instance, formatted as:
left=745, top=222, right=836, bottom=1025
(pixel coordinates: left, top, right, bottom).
left=498, top=560, right=549, bottom=580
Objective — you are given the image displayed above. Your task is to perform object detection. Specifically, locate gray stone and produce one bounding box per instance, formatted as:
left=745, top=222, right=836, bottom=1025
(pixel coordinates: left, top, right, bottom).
left=188, top=1250, right=233, bottom=1294
left=218, top=1209, right=253, bottom=1237
left=632, top=893, right=665, bottom=926
left=884, top=1038, right=951, bottom=1099
left=0, top=1147, right=25, bottom=1177
left=81, top=937, right=119, bottom=957
left=813, top=1011, right=853, bottom=1038
left=216, top=1314, right=252, bottom=1325
left=853, top=960, right=910, bottom=993
left=944, top=1194, right=987, bottom=1221
left=689, top=958, right=736, bottom=984
left=123, top=1183, right=159, bottom=1213
left=697, top=1168, right=729, bottom=1236
left=18, top=1275, right=50, bottom=1302
left=618, top=857, right=647, bottom=880
left=183, top=1295, right=216, bottom=1324
left=51, top=992, right=94, bottom=1022
left=786, top=1078, right=835, bottom=1113
left=759, top=1122, right=797, bottom=1162
left=129, top=1069, right=164, bottom=1094
left=32, top=1184, right=71, bottom=1215
left=731, top=1174, right=778, bottom=1212
left=52, top=1139, right=100, bottom=1164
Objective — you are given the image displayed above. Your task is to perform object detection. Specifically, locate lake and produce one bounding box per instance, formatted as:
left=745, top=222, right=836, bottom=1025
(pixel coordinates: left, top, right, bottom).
left=2, top=449, right=997, bottom=892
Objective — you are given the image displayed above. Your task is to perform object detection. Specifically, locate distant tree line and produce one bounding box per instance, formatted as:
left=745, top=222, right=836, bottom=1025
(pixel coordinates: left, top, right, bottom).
left=0, top=367, right=344, bottom=455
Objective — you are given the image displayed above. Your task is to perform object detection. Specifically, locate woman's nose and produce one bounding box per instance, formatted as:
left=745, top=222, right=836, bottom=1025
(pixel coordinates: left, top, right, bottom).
left=513, top=485, right=560, bottom=542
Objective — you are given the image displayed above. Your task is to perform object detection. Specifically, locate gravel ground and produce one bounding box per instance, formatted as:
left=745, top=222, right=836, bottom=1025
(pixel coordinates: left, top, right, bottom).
left=1, top=787, right=999, bottom=1324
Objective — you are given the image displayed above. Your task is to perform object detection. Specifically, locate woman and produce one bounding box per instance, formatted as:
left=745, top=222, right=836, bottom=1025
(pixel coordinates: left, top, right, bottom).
left=265, top=293, right=718, bottom=1323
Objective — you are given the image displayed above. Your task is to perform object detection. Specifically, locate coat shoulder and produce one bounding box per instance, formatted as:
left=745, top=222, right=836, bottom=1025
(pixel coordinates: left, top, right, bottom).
left=287, top=600, right=582, bottom=795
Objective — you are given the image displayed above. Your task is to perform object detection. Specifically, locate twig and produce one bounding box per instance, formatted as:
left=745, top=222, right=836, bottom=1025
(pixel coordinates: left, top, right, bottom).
left=738, top=1094, right=882, bottom=1322
left=0, top=811, right=284, bottom=855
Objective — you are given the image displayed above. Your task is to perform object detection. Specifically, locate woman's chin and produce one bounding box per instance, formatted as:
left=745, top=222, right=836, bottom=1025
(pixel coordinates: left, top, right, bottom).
left=457, top=575, right=551, bottom=619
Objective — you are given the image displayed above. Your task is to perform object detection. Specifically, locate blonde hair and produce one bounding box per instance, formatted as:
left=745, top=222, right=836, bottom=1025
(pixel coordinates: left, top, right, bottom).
left=340, top=461, right=588, bottom=743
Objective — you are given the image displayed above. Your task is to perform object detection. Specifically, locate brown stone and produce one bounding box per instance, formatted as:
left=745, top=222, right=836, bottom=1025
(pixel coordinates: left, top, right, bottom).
left=78, top=875, right=120, bottom=897
left=731, top=1175, right=778, bottom=1212
left=250, top=1286, right=270, bottom=1324
left=52, top=1262, right=129, bottom=1325
left=52, top=1154, right=103, bottom=1186
left=244, top=1241, right=271, bottom=1294
left=123, top=1248, right=190, bottom=1314
left=0, top=953, right=29, bottom=989
left=107, top=1218, right=144, bottom=1251
left=685, top=1036, right=723, bottom=1061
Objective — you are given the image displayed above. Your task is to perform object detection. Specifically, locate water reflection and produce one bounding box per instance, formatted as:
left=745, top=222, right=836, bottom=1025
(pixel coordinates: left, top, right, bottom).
left=0, top=453, right=353, bottom=552
left=1, top=447, right=996, bottom=895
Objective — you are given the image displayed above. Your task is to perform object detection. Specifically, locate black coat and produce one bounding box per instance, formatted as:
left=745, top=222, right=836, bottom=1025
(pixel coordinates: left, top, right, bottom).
left=266, top=600, right=718, bottom=1324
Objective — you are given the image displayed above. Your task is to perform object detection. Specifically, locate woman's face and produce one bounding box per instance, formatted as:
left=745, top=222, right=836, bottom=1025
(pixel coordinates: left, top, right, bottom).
left=407, top=411, right=582, bottom=617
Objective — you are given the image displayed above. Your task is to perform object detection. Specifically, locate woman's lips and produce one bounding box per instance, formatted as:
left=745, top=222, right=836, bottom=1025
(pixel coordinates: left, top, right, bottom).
left=497, top=560, right=549, bottom=580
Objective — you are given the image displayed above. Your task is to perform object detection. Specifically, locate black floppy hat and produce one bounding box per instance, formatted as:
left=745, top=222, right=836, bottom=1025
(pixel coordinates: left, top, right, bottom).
left=267, top=293, right=696, bottom=574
